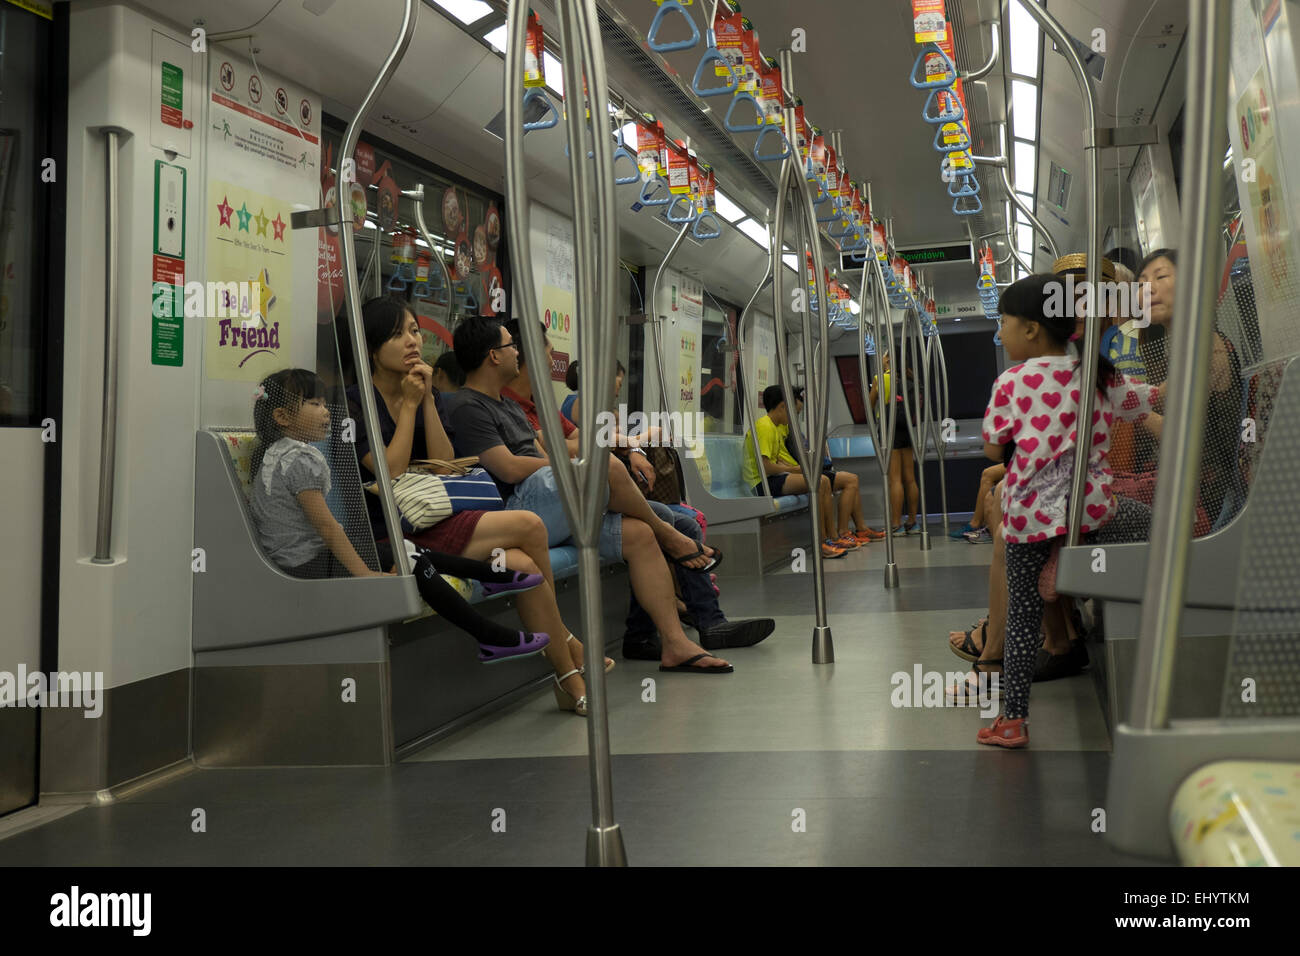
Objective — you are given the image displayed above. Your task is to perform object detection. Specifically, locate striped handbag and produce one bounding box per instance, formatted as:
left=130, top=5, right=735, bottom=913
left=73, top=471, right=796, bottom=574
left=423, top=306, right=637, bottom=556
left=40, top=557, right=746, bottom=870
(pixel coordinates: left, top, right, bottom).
left=387, top=468, right=504, bottom=533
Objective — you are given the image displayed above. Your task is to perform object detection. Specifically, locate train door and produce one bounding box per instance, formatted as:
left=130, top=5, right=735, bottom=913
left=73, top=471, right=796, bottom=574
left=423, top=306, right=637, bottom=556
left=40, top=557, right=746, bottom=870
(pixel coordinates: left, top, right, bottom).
left=0, top=1, right=65, bottom=817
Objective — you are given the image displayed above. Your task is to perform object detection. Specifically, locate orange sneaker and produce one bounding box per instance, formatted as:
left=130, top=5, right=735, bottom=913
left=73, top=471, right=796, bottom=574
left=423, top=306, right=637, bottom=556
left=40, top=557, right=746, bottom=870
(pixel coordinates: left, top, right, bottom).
left=821, top=540, right=848, bottom=559
left=854, top=527, right=886, bottom=541
left=835, top=533, right=861, bottom=550
left=976, top=715, right=1029, bottom=749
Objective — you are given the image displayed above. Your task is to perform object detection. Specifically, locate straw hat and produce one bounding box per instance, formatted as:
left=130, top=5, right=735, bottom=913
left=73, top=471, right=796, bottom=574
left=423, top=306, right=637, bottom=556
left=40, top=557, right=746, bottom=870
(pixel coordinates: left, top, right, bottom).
left=1052, top=252, right=1116, bottom=281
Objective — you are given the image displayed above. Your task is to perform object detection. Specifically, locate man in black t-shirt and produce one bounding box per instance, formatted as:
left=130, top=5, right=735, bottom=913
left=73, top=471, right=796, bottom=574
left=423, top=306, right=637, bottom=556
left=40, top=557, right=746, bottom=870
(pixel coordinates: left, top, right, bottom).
left=451, top=319, right=755, bottom=672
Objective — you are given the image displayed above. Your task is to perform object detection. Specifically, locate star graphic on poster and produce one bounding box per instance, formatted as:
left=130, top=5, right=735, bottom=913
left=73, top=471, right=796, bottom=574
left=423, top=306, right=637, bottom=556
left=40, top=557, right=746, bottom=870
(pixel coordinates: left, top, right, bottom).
left=236, top=203, right=252, bottom=232
left=255, top=268, right=276, bottom=319
left=271, top=212, right=286, bottom=241
left=217, top=196, right=234, bottom=227
left=254, top=208, right=270, bottom=236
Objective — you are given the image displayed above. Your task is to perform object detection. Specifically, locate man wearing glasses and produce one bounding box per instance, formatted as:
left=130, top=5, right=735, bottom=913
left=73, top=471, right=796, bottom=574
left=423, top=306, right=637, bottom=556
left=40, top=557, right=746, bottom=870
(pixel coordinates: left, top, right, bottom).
left=450, top=318, right=753, bottom=673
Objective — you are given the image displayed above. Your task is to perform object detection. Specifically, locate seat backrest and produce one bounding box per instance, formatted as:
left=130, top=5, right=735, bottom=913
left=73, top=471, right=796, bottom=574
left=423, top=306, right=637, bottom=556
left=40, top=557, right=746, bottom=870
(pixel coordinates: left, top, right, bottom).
left=214, top=429, right=260, bottom=501
left=700, top=434, right=753, bottom=499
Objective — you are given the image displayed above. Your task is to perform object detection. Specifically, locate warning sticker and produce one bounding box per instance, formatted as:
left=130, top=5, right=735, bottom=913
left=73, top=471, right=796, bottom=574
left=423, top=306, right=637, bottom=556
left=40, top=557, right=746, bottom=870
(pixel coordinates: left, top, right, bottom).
left=161, top=61, right=183, bottom=128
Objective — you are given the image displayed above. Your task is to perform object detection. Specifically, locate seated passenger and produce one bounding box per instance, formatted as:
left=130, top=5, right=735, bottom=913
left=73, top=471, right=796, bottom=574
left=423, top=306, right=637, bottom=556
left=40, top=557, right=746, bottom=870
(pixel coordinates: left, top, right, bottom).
left=499, top=319, right=770, bottom=655
left=744, top=384, right=848, bottom=560
left=976, top=274, right=1162, bottom=749
left=949, top=463, right=1004, bottom=542
left=448, top=316, right=741, bottom=674
left=249, top=367, right=549, bottom=664
left=342, top=296, right=614, bottom=711
left=783, top=386, right=886, bottom=548
left=561, top=358, right=625, bottom=429
left=432, top=350, right=465, bottom=395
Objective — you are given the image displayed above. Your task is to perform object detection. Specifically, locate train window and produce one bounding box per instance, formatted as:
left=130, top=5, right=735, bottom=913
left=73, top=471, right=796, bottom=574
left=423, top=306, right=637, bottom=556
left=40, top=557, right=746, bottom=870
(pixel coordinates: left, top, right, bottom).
left=0, top=6, right=56, bottom=425
left=319, top=118, right=509, bottom=373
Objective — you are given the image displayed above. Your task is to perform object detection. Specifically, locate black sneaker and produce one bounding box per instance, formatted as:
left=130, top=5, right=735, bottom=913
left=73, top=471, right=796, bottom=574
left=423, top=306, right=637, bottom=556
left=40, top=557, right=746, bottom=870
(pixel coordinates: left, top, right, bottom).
left=621, top=635, right=662, bottom=661
left=698, top=618, right=775, bottom=651
left=1032, top=641, right=1089, bottom=682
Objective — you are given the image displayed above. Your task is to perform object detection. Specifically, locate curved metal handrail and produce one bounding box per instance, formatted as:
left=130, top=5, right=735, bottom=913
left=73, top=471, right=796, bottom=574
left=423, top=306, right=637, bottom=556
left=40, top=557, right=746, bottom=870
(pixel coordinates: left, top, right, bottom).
left=858, top=246, right=900, bottom=586
left=404, top=185, right=454, bottom=332
left=960, top=20, right=1001, bottom=82
left=337, top=0, right=419, bottom=576
left=648, top=220, right=693, bottom=434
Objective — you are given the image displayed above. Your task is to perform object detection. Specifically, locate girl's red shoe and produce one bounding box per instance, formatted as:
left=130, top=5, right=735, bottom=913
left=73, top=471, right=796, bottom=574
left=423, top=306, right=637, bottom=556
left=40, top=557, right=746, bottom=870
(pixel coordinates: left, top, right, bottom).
left=976, top=715, right=1029, bottom=749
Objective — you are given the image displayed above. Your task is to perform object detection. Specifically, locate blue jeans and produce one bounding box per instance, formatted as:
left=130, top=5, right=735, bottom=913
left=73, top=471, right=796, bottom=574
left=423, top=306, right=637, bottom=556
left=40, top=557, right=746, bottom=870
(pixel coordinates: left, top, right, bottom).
left=507, top=466, right=624, bottom=559
left=625, top=500, right=726, bottom=639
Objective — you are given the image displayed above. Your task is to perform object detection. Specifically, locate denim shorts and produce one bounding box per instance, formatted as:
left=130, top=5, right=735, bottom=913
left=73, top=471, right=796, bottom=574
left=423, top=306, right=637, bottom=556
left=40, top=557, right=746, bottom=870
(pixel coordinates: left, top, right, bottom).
left=507, top=466, right=624, bottom=560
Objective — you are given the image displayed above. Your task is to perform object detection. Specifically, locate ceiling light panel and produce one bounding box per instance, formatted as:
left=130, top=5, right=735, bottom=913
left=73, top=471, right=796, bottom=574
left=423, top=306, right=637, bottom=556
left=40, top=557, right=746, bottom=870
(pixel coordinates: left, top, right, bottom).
left=433, top=0, right=493, bottom=25
left=1011, top=80, right=1038, bottom=140
left=1008, top=2, right=1041, bottom=78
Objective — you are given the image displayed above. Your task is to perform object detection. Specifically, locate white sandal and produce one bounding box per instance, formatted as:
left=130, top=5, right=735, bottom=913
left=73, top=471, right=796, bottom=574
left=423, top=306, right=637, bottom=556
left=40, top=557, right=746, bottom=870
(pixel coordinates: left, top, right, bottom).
left=552, top=668, right=588, bottom=717
left=567, top=634, right=615, bottom=674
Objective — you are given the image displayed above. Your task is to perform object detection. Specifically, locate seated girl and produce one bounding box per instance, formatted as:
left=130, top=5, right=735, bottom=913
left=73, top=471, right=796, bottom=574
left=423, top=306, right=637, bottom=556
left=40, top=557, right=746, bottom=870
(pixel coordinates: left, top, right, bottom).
left=248, top=367, right=549, bottom=664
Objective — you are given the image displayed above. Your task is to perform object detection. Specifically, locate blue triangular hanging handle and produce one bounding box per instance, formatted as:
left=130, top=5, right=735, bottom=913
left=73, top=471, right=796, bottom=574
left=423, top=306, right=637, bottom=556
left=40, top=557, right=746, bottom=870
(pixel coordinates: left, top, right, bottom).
left=693, top=46, right=739, bottom=97
left=828, top=215, right=856, bottom=239
left=813, top=191, right=838, bottom=223
left=613, top=144, right=641, bottom=186
left=753, top=124, right=790, bottom=162
left=948, top=172, right=980, bottom=197
left=910, top=43, right=957, bottom=89
left=952, top=193, right=982, bottom=215
left=934, top=123, right=971, bottom=153
left=640, top=174, right=671, bottom=206
left=523, top=87, right=559, bottom=131
left=923, top=87, right=964, bottom=125
left=666, top=194, right=698, bottom=223
left=648, top=0, right=700, bottom=53
left=693, top=211, right=722, bottom=239
left=724, top=90, right=765, bottom=133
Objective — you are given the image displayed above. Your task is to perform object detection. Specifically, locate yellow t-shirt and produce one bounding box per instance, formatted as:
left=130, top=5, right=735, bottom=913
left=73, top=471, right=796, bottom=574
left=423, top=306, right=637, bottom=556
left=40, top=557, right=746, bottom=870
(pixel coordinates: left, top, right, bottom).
left=743, top=414, right=798, bottom=489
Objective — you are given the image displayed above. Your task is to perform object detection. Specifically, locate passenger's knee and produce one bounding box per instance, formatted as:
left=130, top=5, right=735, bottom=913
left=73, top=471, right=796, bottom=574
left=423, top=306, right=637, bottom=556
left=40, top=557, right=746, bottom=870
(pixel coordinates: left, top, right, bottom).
left=819, top=474, right=832, bottom=492
left=621, top=517, right=653, bottom=550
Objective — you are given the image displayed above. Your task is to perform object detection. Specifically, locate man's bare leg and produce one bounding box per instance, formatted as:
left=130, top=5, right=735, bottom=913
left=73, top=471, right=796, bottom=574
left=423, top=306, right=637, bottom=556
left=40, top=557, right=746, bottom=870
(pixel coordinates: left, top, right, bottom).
left=604, top=455, right=715, bottom=569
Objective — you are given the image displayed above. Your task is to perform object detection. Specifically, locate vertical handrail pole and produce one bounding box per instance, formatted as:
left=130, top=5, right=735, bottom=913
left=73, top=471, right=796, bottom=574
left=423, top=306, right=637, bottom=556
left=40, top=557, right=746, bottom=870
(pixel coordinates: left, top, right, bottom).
left=335, top=0, right=419, bottom=576
left=1127, top=0, right=1230, bottom=731
left=868, top=243, right=899, bottom=582
left=648, top=221, right=693, bottom=436
left=506, top=0, right=627, bottom=866
left=775, top=47, right=833, bottom=662
left=405, top=184, right=455, bottom=330
left=906, top=304, right=932, bottom=549
left=92, top=128, right=126, bottom=563
left=1009, top=0, right=1101, bottom=546
left=737, top=221, right=776, bottom=504
left=856, top=249, right=897, bottom=585
left=931, top=329, right=951, bottom=535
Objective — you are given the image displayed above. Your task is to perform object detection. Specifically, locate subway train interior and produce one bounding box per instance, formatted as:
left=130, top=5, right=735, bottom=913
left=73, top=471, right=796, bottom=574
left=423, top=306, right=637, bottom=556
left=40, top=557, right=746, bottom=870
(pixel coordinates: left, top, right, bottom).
left=1, top=0, right=1298, bottom=881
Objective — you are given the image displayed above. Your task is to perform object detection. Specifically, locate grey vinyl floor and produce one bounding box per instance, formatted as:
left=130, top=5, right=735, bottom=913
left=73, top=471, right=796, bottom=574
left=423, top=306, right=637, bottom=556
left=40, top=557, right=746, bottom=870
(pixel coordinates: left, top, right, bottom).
left=0, top=532, right=1153, bottom=866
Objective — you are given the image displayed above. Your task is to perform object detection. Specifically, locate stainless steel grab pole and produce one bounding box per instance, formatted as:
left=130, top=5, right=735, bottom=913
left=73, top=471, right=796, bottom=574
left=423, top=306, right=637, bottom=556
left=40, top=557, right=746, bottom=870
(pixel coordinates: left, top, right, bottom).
left=1010, top=0, right=1101, bottom=546
left=336, top=0, right=419, bottom=577
left=897, top=303, right=931, bottom=550
left=871, top=249, right=901, bottom=586
left=961, top=20, right=1001, bottom=81
left=738, top=219, right=776, bottom=506
left=775, top=47, right=833, bottom=663
left=405, top=185, right=455, bottom=330
left=1127, top=0, right=1230, bottom=731
left=506, top=0, right=626, bottom=866
left=92, top=128, right=126, bottom=564
left=648, top=221, right=693, bottom=437
left=931, top=329, right=951, bottom=536
left=856, top=248, right=898, bottom=586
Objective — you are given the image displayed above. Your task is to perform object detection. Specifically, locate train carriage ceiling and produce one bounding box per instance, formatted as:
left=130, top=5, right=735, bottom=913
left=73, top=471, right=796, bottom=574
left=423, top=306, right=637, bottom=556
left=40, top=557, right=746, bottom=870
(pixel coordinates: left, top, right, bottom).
left=128, top=0, right=1188, bottom=320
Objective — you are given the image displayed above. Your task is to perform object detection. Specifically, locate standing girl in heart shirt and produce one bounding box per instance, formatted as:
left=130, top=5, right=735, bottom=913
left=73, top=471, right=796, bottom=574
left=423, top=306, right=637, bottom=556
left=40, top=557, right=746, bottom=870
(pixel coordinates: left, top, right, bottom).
left=977, top=274, right=1165, bottom=748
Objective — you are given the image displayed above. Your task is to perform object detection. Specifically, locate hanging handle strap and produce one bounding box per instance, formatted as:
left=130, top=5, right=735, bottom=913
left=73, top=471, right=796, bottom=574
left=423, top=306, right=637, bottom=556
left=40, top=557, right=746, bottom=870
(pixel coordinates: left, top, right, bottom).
left=724, top=90, right=766, bottom=132
left=639, top=173, right=672, bottom=206
left=666, top=193, right=698, bottom=223
left=693, top=46, right=739, bottom=96
left=612, top=141, right=641, bottom=185
left=934, top=123, right=971, bottom=153
left=523, top=87, right=560, bottom=130
left=923, top=87, right=965, bottom=125
left=952, top=193, right=983, bottom=215
left=910, top=43, right=957, bottom=89
left=752, top=124, right=790, bottom=162
left=692, top=210, right=722, bottom=239
left=648, top=0, right=700, bottom=53
left=947, top=173, right=980, bottom=197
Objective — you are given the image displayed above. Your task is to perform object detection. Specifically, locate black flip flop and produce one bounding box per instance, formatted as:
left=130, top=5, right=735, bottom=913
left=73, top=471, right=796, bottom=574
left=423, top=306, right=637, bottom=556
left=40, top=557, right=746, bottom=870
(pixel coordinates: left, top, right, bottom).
left=659, top=653, right=733, bottom=674
left=667, top=545, right=723, bottom=574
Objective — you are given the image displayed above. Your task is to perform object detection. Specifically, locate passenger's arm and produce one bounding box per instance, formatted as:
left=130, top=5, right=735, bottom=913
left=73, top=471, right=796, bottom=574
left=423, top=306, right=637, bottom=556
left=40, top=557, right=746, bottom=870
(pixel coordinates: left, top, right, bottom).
left=298, top=490, right=385, bottom=577
left=359, top=371, right=427, bottom=479
left=411, top=363, right=455, bottom=460
left=983, top=441, right=1005, bottom=462
left=477, top=442, right=551, bottom=485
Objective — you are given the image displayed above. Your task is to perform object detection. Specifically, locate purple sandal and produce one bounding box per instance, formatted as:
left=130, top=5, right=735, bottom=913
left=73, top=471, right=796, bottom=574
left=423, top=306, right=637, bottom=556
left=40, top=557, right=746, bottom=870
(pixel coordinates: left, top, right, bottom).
left=478, top=631, right=550, bottom=664
left=480, top=571, right=544, bottom=597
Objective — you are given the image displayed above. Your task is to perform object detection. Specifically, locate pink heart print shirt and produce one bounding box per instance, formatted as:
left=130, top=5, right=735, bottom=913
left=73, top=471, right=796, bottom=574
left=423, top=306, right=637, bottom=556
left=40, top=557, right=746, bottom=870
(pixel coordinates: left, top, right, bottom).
left=981, top=354, right=1159, bottom=543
